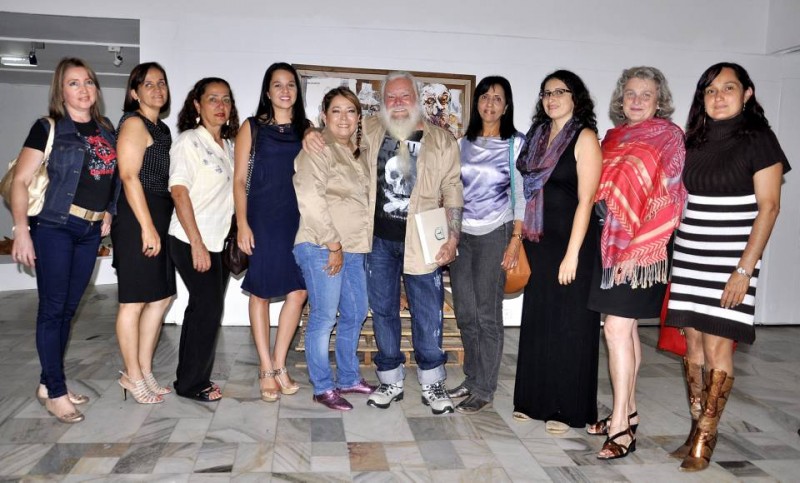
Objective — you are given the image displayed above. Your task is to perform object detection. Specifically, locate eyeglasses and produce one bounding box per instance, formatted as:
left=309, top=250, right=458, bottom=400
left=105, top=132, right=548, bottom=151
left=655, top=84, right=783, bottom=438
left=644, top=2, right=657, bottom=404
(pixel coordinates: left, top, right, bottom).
left=539, top=88, right=571, bottom=99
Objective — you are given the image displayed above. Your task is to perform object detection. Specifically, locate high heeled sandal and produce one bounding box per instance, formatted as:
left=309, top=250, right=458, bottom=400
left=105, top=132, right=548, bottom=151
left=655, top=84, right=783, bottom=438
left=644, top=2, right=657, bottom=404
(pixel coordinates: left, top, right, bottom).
left=258, top=370, right=280, bottom=402
left=44, top=397, right=84, bottom=424
left=587, top=411, right=639, bottom=435
left=36, top=385, right=90, bottom=406
left=118, top=371, right=163, bottom=404
left=274, top=366, right=300, bottom=395
left=596, top=427, right=636, bottom=460
left=143, top=372, right=172, bottom=395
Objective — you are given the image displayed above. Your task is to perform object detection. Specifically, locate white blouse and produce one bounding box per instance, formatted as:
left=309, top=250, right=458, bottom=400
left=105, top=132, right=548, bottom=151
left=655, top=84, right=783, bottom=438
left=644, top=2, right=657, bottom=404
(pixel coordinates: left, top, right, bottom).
left=168, top=126, right=234, bottom=252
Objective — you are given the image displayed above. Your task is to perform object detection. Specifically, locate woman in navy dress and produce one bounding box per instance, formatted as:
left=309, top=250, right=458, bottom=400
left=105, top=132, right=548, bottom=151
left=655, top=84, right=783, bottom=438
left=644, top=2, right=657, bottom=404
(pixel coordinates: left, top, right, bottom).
left=233, top=63, right=309, bottom=401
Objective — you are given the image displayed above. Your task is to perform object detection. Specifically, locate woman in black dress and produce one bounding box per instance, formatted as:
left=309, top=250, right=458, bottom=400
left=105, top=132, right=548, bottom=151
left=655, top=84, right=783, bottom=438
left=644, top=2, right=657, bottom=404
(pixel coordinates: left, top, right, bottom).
left=112, top=62, right=175, bottom=404
left=667, top=62, right=790, bottom=472
left=512, top=70, right=602, bottom=433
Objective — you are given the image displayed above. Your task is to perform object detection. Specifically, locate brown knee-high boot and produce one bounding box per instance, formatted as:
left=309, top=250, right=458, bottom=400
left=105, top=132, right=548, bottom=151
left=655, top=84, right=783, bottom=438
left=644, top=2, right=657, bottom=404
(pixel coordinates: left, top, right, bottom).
left=679, top=368, right=734, bottom=472
left=670, top=358, right=704, bottom=459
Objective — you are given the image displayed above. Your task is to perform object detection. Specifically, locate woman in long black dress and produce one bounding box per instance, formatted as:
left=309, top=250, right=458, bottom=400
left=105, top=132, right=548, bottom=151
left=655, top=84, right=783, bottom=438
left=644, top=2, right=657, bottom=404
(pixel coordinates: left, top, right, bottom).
left=112, top=62, right=175, bottom=404
left=512, top=70, right=602, bottom=433
left=667, top=62, right=790, bottom=472
left=233, top=63, right=308, bottom=402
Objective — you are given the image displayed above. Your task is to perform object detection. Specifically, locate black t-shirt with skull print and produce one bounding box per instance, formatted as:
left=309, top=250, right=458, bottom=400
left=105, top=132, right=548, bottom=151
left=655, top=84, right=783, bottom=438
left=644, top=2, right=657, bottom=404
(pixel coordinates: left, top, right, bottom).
left=374, top=130, right=423, bottom=242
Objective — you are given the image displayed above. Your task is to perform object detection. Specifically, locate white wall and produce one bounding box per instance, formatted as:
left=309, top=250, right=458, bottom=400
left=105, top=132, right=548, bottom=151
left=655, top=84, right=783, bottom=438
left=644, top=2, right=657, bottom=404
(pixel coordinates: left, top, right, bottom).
left=0, top=0, right=797, bottom=324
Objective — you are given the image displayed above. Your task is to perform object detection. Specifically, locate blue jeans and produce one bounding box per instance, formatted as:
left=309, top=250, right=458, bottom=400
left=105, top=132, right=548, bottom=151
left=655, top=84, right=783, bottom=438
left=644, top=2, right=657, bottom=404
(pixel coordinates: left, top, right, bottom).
left=367, top=236, right=447, bottom=386
left=294, top=243, right=368, bottom=395
left=30, top=215, right=102, bottom=398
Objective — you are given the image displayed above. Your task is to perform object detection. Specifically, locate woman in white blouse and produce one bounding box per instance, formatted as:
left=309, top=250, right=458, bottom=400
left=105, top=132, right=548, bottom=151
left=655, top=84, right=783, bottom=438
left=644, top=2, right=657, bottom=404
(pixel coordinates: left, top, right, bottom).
left=168, top=77, right=239, bottom=402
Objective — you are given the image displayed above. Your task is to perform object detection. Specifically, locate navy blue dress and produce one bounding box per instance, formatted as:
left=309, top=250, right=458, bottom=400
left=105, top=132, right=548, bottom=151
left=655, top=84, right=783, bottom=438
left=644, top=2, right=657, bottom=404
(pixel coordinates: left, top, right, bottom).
left=241, top=120, right=306, bottom=298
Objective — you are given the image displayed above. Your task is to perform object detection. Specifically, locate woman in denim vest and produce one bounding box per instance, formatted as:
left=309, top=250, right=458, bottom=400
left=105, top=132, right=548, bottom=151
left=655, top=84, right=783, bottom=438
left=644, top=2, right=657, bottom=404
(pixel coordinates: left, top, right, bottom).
left=10, top=57, right=119, bottom=424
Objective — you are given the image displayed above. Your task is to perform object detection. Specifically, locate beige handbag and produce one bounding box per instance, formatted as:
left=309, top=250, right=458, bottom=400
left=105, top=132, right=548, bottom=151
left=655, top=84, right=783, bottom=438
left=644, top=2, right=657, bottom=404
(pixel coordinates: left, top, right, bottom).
left=0, top=117, right=55, bottom=216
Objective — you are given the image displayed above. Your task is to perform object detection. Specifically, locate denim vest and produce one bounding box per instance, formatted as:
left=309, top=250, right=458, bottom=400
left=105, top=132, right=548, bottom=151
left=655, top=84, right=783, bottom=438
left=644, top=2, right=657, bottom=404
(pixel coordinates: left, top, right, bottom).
left=37, top=114, right=120, bottom=224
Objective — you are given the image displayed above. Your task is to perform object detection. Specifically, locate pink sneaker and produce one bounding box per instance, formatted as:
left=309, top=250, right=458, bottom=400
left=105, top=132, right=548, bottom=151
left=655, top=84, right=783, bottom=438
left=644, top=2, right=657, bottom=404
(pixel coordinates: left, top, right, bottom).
left=312, top=390, right=353, bottom=411
left=338, top=379, right=377, bottom=395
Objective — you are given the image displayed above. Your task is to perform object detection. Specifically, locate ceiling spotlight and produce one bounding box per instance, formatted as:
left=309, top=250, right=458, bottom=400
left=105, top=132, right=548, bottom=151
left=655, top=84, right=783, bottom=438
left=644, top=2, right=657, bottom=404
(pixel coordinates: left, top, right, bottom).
left=108, top=46, right=123, bottom=67
left=1, top=55, right=32, bottom=67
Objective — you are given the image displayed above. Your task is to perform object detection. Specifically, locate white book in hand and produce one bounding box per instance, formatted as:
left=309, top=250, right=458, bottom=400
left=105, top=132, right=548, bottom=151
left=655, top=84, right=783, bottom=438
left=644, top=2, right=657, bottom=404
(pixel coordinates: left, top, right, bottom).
left=415, top=207, right=449, bottom=264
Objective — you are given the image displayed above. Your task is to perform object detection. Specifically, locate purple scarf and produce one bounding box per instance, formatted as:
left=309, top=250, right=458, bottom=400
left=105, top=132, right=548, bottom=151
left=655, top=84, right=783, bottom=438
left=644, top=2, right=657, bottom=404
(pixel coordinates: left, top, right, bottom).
left=516, top=118, right=581, bottom=241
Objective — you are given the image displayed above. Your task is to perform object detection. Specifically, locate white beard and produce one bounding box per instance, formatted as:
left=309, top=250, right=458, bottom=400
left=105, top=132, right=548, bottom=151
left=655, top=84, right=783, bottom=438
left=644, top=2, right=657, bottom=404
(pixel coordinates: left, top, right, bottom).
left=380, top=105, right=422, bottom=142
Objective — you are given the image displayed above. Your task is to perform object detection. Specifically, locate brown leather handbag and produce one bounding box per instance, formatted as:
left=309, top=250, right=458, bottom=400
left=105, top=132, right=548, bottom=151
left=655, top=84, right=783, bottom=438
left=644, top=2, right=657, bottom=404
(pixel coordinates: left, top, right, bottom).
left=504, top=138, right=531, bottom=294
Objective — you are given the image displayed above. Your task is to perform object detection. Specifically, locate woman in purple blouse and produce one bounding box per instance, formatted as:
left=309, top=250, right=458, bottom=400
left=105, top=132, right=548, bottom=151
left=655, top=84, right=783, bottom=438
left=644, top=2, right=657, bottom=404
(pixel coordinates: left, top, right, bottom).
left=446, top=76, right=525, bottom=414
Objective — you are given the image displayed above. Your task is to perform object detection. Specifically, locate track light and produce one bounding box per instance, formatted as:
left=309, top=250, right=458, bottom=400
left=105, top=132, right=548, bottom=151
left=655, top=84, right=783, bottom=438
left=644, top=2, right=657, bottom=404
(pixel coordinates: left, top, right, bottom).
left=28, top=49, right=37, bottom=66
left=108, top=46, right=123, bottom=67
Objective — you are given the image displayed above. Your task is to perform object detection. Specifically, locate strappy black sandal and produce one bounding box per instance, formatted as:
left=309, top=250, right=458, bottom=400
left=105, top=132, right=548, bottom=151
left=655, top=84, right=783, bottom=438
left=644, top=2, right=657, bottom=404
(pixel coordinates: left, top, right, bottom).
left=596, top=427, right=636, bottom=460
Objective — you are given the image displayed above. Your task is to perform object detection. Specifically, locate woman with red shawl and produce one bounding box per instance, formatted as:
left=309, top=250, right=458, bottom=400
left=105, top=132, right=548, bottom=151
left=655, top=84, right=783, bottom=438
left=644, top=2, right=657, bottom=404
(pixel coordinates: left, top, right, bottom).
left=587, top=66, right=687, bottom=459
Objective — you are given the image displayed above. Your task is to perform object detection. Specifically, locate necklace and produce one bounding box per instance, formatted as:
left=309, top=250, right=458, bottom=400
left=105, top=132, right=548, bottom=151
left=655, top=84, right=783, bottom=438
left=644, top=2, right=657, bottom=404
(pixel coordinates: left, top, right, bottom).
left=479, top=131, right=500, bottom=147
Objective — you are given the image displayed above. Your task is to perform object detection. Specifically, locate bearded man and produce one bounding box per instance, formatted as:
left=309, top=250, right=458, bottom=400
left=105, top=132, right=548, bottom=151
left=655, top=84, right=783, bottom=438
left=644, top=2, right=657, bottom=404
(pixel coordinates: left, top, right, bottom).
left=304, top=71, right=463, bottom=414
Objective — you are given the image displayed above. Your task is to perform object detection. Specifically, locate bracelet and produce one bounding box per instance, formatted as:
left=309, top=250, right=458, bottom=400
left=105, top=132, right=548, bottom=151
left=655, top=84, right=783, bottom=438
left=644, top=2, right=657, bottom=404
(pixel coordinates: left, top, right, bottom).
left=511, top=233, right=523, bottom=241
left=735, top=267, right=752, bottom=279
left=329, top=246, right=342, bottom=253
left=11, top=225, right=30, bottom=234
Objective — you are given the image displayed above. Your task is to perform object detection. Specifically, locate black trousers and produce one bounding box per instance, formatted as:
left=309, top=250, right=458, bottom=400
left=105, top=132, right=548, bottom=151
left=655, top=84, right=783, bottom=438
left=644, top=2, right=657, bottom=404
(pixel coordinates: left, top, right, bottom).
left=169, top=236, right=229, bottom=396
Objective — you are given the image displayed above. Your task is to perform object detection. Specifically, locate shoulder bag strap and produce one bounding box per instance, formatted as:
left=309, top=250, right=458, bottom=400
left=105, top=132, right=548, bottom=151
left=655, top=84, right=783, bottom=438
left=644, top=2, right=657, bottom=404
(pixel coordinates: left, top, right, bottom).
left=245, top=117, right=258, bottom=194
left=42, top=117, right=55, bottom=166
left=508, top=136, right=515, bottom=211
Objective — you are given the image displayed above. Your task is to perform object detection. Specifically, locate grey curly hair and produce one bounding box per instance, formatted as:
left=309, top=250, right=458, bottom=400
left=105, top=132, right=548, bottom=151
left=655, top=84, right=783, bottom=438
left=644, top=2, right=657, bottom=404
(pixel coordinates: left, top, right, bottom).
left=609, top=66, right=675, bottom=126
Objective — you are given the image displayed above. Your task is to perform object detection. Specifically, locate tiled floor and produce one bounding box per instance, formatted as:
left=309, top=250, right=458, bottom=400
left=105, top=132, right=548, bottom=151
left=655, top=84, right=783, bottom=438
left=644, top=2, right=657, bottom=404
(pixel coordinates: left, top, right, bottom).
left=1, top=285, right=799, bottom=482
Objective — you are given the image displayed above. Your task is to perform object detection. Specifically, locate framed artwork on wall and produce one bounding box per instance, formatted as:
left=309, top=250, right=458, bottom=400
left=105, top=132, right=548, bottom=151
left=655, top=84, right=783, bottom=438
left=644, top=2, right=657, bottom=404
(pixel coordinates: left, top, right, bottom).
left=293, top=64, right=476, bottom=138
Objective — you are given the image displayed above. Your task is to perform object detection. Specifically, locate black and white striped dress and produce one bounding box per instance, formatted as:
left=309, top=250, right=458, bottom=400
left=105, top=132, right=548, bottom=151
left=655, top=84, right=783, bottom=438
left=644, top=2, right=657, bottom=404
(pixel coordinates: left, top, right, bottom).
left=666, top=116, right=790, bottom=344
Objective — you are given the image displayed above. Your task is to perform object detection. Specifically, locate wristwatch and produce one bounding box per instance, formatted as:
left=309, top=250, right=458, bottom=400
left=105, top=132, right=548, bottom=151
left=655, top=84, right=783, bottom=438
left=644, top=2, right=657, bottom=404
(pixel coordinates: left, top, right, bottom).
left=735, top=267, right=752, bottom=279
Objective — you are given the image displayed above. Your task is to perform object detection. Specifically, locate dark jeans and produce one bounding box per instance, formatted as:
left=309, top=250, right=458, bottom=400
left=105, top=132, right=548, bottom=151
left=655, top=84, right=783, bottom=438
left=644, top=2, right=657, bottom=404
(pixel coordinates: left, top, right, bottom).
left=169, top=236, right=229, bottom=396
left=31, top=215, right=102, bottom=398
left=449, top=222, right=511, bottom=401
left=367, top=236, right=447, bottom=386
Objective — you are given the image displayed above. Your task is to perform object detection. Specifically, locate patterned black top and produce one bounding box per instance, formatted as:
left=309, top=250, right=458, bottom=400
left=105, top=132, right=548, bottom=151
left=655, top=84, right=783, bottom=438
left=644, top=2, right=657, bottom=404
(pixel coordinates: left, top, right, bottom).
left=117, top=112, right=172, bottom=194
left=683, top=115, right=791, bottom=196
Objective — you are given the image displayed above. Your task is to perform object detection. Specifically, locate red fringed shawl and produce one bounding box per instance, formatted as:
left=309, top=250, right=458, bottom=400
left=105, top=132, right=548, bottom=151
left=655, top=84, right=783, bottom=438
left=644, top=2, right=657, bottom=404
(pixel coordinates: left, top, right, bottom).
left=596, top=118, right=687, bottom=288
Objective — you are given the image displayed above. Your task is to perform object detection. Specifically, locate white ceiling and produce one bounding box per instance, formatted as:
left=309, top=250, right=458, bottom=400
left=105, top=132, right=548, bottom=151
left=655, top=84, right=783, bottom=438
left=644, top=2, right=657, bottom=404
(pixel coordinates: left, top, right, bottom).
left=0, top=11, right=139, bottom=89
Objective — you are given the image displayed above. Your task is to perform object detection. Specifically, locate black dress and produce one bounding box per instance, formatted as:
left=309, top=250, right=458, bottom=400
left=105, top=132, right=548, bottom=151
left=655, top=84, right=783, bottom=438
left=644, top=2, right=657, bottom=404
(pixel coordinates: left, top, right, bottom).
left=513, top=132, right=601, bottom=427
left=111, top=112, right=176, bottom=303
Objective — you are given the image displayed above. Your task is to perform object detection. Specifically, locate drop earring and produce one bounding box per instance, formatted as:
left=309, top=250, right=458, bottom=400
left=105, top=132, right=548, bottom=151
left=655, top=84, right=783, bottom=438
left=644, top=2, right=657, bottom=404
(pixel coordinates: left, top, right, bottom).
left=195, top=116, right=200, bottom=124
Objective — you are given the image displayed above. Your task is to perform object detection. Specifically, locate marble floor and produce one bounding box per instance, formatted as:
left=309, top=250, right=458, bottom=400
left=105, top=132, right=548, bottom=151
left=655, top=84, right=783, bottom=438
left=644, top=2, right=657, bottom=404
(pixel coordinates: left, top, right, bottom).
left=0, top=285, right=799, bottom=482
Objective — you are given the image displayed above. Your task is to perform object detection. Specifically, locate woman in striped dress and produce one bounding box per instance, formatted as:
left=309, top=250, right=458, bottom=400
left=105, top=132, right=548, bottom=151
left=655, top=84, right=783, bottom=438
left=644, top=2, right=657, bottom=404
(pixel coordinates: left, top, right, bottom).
left=667, top=62, right=790, bottom=472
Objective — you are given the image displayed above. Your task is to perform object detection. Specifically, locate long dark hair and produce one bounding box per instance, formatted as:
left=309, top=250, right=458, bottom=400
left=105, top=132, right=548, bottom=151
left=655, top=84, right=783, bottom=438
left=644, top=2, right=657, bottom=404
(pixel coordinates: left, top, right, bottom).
left=465, top=76, right=517, bottom=142
left=531, top=69, right=597, bottom=133
left=685, top=62, right=770, bottom=148
left=123, top=62, right=170, bottom=113
left=176, top=77, right=239, bottom=139
left=255, top=62, right=309, bottom=136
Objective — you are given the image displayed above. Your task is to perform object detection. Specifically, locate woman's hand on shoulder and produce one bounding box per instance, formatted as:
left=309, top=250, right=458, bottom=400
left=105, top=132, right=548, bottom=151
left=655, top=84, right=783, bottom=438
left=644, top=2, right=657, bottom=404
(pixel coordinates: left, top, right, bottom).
left=302, top=128, right=326, bottom=154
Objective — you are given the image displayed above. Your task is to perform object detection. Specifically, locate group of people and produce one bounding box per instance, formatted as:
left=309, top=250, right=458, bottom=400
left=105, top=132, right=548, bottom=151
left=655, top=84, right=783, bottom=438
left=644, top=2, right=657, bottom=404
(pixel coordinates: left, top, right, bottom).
left=8, top=55, right=789, bottom=473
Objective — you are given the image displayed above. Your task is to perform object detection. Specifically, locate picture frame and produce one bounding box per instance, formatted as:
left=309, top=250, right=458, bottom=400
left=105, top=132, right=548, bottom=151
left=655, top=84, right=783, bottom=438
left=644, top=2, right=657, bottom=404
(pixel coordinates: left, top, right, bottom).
left=293, top=64, right=476, bottom=139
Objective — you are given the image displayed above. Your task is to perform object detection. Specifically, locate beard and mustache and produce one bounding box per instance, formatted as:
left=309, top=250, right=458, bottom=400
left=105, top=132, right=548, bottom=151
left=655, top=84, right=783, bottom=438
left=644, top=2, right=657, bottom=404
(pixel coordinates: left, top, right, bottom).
left=379, top=103, right=423, bottom=177
left=379, top=103, right=423, bottom=142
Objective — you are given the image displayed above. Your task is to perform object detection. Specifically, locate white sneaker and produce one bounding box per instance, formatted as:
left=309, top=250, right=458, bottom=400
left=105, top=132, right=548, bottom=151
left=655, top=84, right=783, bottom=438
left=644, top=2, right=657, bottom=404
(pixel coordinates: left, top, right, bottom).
left=366, top=382, right=404, bottom=409
left=421, top=381, right=454, bottom=415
